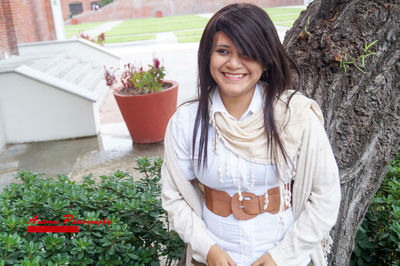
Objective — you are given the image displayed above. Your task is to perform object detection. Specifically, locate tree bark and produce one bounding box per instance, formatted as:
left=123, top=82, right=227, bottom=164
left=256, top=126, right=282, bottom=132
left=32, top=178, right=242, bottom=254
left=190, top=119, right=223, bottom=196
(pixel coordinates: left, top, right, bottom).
left=283, top=0, right=400, bottom=265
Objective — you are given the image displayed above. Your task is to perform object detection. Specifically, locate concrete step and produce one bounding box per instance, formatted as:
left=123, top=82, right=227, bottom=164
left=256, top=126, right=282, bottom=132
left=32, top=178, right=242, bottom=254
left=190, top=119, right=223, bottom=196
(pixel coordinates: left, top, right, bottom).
left=33, top=55, right=108, bottom=108
left=63, top=61, right=92, bottom=84
left=30, top=54, right=67, bottom=73
left=92, top=78, right=109, bottom=107
left=0, top=54, right=60, bottom=72
left=46, top=58, right=80, bottom=78
left=18, top=39, right=120, bottom=69
left=89, top=71, right=106, bottom=93
left=78, top=67, right=103, bottom=91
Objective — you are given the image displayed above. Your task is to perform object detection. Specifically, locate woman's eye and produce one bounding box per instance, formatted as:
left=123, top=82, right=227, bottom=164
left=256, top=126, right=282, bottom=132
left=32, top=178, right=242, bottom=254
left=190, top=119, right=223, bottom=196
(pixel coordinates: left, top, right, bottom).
left=216, top=49, right=229, bottom=55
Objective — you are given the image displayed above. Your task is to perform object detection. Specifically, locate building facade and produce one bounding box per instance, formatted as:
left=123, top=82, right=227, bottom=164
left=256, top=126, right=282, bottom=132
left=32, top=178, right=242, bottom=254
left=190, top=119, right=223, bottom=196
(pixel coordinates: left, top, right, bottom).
left=61, top=0, right=101, bottom=20
left=70, top=0, right=305, bottom=24
left=0, top=0, right=56, bottom=59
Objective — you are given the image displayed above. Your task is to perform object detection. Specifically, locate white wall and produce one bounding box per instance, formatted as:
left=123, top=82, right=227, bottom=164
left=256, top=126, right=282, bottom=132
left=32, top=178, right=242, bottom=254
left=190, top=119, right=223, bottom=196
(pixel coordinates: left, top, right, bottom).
left=0, top=73, right=98, bottom=143
left=0, top=105, right=6, bottom=150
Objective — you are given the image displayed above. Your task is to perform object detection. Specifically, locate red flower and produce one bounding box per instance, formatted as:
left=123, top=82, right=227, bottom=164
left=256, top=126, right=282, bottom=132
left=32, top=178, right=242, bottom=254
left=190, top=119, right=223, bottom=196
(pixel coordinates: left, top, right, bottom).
left=104, top=66, right=116, bottom=87
left=98, top=32, right=105, bottom=41
left=153, top=58, right=160, bottom=69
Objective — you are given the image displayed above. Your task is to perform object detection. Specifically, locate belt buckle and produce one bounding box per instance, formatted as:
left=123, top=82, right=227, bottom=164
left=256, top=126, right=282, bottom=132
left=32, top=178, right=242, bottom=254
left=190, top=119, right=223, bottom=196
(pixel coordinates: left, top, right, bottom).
left=231, top=192, right=259, bottom=220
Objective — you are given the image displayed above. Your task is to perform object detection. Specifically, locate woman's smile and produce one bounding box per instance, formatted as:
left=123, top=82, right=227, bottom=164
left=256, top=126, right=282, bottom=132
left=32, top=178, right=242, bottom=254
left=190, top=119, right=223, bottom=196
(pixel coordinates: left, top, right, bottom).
left=223, top=72, right=248, bottom=80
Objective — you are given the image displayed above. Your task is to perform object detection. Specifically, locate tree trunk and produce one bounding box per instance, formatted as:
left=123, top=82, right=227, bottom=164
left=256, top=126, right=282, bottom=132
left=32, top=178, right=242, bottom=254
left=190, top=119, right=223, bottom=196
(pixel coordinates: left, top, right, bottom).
left=283, top=0, right=400, bottom=265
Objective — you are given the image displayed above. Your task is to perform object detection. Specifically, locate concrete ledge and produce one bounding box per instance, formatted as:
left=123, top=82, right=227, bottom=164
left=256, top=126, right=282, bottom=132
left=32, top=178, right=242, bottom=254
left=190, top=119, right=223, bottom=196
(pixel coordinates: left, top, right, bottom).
left=18, top=38, right=120, bottom=68
left=14, top=65, right=98, bottom=102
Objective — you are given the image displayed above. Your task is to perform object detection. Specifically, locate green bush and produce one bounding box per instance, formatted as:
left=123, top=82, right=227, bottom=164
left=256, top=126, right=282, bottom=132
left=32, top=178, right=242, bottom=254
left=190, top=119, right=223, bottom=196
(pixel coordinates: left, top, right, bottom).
left=0, top=157, right=184, bottom=265
left=351, top=150, right=400, bottom=266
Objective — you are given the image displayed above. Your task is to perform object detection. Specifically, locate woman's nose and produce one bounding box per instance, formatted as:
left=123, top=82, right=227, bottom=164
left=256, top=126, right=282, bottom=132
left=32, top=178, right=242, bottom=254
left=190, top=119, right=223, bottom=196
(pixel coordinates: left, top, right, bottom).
left=227, top=53, right=242, bottom=69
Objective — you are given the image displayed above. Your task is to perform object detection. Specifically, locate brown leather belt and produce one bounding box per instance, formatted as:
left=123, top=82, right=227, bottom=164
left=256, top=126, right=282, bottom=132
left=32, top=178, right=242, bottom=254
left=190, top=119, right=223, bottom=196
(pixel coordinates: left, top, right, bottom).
left=204, top=185, right=290, bottom=220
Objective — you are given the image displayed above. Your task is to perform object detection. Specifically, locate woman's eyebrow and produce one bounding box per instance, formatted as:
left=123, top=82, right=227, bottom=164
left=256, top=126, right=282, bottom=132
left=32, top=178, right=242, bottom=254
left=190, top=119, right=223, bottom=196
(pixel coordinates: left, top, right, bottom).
left=215, top=44, right=230, bottom=48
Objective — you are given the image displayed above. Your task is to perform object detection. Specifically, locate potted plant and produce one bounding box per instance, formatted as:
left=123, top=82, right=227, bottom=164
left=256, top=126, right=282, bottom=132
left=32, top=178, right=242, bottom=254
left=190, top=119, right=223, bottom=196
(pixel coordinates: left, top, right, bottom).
left=104, top=58, right=178, bottom=143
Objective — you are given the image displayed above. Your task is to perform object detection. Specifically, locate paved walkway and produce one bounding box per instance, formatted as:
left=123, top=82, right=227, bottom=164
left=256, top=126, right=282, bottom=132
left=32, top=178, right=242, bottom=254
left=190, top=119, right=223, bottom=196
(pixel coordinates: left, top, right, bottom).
left=83, top=20, right=123, bottom=38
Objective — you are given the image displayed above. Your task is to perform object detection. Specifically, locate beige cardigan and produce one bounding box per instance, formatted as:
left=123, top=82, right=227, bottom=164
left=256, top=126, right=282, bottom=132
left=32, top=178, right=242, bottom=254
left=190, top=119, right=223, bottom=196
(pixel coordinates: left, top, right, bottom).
left=161, top=92, right=341, bottom=266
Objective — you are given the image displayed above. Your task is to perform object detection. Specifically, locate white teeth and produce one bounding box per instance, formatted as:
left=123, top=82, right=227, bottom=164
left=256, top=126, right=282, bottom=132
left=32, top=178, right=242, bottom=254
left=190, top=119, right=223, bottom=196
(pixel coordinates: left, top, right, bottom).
left=225, top=73, right=245, bottom=79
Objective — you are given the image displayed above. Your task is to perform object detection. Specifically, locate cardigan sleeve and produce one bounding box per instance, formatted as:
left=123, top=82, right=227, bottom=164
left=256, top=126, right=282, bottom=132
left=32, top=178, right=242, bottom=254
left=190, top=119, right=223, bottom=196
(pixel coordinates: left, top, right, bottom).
left=161, top=109, right=215, bottom=264
left=268, top=110, right=341, bottom=265
left=170, top=104, right=196, bottom=180
left=161, top=165, right=215, bottom=264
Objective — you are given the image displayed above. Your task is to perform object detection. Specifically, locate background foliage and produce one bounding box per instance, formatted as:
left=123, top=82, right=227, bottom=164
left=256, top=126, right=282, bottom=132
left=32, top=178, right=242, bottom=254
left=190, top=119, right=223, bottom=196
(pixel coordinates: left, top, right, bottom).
left=0, top=158, right=184, bottom=266
left=99, top=0, right=114, bottom=7
left=351, top=150, right=400, bottom=265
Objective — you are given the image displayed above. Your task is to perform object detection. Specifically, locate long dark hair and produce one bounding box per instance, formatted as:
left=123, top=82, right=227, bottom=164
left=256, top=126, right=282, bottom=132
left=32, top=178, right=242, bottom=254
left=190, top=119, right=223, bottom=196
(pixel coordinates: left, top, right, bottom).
left=193, top=3, right=300, bottom=168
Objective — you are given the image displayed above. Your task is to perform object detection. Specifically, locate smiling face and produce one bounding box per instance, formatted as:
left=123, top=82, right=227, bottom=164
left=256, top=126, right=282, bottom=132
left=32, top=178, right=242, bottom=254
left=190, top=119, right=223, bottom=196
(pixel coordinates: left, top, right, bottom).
left=210, top=31, right=263, bottom=107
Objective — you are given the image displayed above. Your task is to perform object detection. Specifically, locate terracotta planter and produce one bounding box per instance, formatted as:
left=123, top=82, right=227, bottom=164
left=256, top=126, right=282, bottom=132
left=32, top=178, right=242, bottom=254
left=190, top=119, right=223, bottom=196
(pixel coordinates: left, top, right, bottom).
left=113, top=80, right=178, bottom=143
left=155, top=11, right=163, bottom=17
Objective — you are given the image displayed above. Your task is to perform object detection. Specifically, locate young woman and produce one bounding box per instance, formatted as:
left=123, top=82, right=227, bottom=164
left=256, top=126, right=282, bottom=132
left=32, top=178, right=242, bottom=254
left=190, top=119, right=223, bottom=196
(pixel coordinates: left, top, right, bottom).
left=161, top=3, right=341, bottom=266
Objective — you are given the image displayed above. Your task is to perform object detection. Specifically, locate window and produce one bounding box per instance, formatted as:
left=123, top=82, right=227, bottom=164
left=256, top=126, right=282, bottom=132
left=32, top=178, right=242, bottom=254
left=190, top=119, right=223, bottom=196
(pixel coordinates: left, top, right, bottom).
left=69, top=2, right=83, bottom=16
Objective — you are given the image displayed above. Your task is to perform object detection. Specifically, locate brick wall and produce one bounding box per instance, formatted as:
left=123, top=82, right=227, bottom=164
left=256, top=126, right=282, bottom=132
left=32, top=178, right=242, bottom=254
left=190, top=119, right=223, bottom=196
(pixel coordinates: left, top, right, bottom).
left=0, top=0, right=56, bottom=59
left=72, top=0, right=304, bottom=24
left=61, top=0, right=101, bottom=20
left=35, top=0, right=57, bottom=41
left=11, top=0, right=56, bottom=44
left=0, top=0, right=19, bottom=59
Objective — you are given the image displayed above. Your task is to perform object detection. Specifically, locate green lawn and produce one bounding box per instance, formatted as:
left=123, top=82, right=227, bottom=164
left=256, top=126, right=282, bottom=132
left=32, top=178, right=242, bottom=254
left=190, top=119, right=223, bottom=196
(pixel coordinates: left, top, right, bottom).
left=264, top=7, right=305, bottom=15
left=105, top=15, right=209, bottom=37
left=276, top=21, right=295, bottom=28
left=67, top=7, right=305, bottom=44
left=65, top=22, right=106, bottom=38
left=269, top=13, right=304, bottom=22
left=104, top=34, right=156, bottom=44
left=175, top=29, right=204, bottom=43
left=173, top=7, right=305, bottom=43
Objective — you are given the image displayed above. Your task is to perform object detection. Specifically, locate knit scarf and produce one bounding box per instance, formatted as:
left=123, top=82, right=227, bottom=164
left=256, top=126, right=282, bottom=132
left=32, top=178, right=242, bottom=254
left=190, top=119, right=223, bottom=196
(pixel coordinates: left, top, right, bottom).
left=209, top=86, right=324, bottom=169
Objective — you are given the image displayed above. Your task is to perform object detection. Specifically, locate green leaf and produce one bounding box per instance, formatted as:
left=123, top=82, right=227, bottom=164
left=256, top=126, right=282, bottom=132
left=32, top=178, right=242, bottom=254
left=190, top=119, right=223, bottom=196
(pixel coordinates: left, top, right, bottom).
left=78, top=251, right=84, bottom=260
left=365, top=40, right=378, bottom=52
left=364, top=52, right=377, bottom=57
left=354, top=64, right=365, bottom=73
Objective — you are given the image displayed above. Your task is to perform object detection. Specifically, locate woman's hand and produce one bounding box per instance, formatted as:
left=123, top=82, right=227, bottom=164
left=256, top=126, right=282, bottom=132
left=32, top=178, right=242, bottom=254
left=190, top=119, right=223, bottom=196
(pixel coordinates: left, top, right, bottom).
left=207, top=244, right=237, bottom=266
left=251, top=253, right=277, bottom=266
